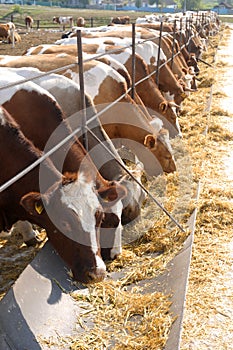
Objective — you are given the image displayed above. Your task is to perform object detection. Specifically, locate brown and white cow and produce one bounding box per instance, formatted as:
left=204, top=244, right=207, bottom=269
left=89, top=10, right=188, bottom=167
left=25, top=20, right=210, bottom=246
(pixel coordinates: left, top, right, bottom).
left=1, top=66, right=145, bottom=259
left=0, top=105, right=109, bottom=284
left=64, top=28, right=188, bottom=107
left=23, top=41, right=181, bottom=137
left=0, top=53, right=176, bottom=175
left=0, top=22, right=21, bottom=47
left=0, top=70, right=127, bottom=268
left=78, top=25, right=197, bottom=92
left=53, top=16, right=73, bottom=31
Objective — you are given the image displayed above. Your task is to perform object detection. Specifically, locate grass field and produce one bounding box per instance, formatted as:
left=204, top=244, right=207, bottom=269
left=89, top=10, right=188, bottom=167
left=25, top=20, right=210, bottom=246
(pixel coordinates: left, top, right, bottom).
left=0, top=4, right=150, bottom=28
left=219, top=15, right=233, bottom=23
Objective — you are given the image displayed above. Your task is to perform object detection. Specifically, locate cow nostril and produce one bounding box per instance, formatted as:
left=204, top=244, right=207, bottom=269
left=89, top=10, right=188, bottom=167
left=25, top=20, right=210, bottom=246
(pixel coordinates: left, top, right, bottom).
left=86, top=268, right=106, bottom=283
left=86, top=271, right=96, bottom=281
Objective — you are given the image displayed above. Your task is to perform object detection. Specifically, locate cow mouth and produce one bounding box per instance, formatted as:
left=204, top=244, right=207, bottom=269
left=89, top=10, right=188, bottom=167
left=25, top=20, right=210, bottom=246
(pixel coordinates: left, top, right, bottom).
left=72, top=267, right=106, bottom=284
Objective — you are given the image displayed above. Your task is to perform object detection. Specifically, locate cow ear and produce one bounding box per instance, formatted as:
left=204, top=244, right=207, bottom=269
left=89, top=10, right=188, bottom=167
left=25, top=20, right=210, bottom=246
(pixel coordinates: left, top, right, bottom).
left=97, top=182, right=127, bottom=205
left=159, top=102, right=168, bottom=114
left=144, top=134, right=157, bottom=150
left=20, top=192, right=45, bottom=216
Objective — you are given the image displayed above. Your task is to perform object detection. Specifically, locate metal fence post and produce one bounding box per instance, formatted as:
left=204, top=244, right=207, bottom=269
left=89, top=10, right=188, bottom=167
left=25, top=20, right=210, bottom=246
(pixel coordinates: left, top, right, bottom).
left=171, top=19, right=176, bottom=72
left=77, top=30, right=88, bottom=151
left=185, top=17, right=188, bottom=48
left=180, top=17, right=183, bottom=43
left=131, top=23, right=136, bottom=100
left=156, top=20, right=163, bottom=87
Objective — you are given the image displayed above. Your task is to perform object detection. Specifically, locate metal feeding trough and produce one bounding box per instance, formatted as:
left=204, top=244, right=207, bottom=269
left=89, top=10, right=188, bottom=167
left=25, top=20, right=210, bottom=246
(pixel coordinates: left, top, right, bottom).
left=0, top=208, right=197, bottom=350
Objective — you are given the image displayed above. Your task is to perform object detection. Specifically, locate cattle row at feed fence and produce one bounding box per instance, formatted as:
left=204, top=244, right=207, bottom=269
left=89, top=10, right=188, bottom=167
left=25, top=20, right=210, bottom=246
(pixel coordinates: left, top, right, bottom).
left=0, top=10, right=220, bottom=288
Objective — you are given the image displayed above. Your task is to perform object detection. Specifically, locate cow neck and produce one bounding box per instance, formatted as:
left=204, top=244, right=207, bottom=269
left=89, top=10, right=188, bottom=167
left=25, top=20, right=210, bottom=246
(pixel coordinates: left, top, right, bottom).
left=0, top=114, right=60, bottom=199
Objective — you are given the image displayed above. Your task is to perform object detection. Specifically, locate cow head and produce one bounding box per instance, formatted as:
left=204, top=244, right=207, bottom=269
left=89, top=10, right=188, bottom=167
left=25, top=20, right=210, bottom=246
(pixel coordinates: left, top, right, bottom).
left=144, top=129, right=176, bottom=173
left=120, top=161, right=145, bottom=226
left=187, top=53, right=200, bottom=76
left=156, top=128, right=176, bottom=173
left=20, top=174, right=126, bottom=284
left=98, top=179, right=127, bottom=261
left=158, top=101, right=181, bottom=135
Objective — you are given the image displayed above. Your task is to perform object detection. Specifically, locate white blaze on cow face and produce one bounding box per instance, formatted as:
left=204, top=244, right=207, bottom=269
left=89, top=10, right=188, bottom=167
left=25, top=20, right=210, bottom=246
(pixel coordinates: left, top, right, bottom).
left=162, top=91, right=175, bottom=102
left=150, top=116, right=177, bottom=154
left=60, top=172, right=102, bottom=251
left=66, top=61, right=125, bottom=100
left=109, top=200, right=123, bottom=259
left=158, top=129, right=174, bottom=155
left=60, top=173, right=106, bottom=272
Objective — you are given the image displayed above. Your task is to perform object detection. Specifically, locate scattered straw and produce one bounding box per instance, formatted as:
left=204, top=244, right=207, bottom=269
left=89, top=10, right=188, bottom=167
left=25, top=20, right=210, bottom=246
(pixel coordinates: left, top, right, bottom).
left=180, top=25, right=233, bottom=349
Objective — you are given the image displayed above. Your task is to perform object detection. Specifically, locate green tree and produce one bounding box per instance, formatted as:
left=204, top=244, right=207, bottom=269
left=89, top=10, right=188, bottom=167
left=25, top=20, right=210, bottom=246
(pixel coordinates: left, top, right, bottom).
left=148, top=0, right=163, bottom=6
left=180, top=0, right=201, bottom=10
left=135, top=0, right=142, bottom=7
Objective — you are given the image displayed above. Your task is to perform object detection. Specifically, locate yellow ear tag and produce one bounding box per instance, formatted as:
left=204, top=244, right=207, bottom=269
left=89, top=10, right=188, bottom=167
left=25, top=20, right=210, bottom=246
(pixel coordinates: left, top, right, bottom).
left=35, top=202, right=44, bottom=215
left=181, top=92, right=187, bottom=98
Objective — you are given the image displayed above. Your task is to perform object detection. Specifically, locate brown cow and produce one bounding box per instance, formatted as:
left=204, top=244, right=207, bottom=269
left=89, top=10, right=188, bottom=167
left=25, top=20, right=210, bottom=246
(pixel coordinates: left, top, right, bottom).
left=0, top=105, right=108, bottom=284
left=0, top=71, right=127, bottom=274
left=25, top=16, right=33, bottom=31
left=76, top=16, right=85, bottom=27
left=110, top=16, right=130, bottom=25
left=0, top=67, right=132, bottom=260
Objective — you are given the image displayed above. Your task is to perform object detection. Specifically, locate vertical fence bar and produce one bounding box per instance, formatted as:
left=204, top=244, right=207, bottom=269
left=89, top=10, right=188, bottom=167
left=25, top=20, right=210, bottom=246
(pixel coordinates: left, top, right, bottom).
left=185, top=17, right=188, bottom=48
left=37, top=20, right=40, bottom=30
left=90, top=17, right=94, bottom=27
left=171, top=19, right=176, bottom=72
left=180, top=17, right=183, bottom=43
left=131, top=23, right=136, bottom=100
left=156, top=19, right=163, bottom=87
left=76, top=30, right=88, bottom=151
left=10, top=15, right=13, bottom=22
left=196, top=11, right=199, bottom=27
